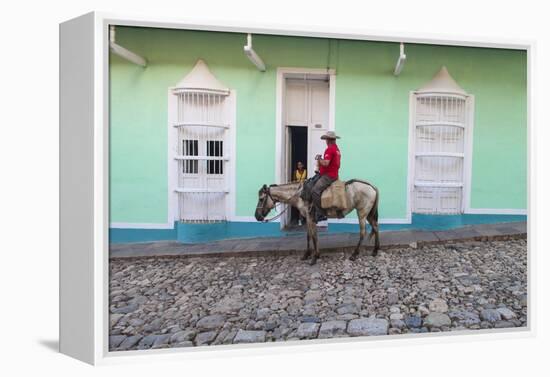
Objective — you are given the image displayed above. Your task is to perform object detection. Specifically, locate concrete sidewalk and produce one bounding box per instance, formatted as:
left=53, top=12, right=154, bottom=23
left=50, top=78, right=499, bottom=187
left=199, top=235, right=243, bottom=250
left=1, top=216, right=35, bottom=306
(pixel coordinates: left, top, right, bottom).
left=109, top=221, right=526, bottom=259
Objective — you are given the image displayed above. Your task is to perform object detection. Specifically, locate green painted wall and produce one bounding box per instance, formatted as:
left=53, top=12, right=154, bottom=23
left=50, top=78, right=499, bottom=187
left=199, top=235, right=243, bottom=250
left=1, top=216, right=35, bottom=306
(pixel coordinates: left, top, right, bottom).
left=110, top=27, right=526, bottom=224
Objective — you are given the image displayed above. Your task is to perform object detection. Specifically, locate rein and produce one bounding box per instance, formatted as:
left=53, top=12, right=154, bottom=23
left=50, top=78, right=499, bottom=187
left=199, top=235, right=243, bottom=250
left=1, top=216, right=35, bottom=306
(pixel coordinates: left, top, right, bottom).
left=262, top=205, right=291, bottom=222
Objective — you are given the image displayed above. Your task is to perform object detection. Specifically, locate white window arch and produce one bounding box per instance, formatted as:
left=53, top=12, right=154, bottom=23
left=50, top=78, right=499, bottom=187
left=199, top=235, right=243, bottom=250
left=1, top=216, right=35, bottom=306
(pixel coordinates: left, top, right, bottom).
left=169, top=59, right=236, bottom=222
left=409, top=66, right=474, bottom=214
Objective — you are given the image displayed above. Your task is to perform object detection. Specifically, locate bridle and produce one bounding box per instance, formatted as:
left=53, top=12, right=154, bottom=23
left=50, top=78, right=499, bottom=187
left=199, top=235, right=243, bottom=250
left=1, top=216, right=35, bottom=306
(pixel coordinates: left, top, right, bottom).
left=256, top=186, right=276, bottom=210
left=257, top=184, right=303, bottom=222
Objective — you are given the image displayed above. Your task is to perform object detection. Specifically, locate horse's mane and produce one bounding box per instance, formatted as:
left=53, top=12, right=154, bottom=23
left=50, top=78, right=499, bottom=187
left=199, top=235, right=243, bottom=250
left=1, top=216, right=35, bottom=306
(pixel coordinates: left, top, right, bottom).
left=270, top=182, right=302, bottom=188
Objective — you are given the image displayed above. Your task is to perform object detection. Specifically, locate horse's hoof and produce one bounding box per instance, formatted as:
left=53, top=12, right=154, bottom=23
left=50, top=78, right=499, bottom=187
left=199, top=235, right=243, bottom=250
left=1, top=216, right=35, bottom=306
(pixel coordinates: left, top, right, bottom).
left=349, top=254, right=357, bottom=261
left=372, top=249, right=379, bottom=257
left=309, top=257, right=318, bottom=266
left=301, top=253, right=310, bottom=261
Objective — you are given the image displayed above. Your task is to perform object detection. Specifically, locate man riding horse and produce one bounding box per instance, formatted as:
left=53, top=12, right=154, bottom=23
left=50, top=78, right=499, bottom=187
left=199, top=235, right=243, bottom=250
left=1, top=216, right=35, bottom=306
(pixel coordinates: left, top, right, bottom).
left=255, top=129, right=379, bottom=264
left=310, top=131, right=341, bottom=223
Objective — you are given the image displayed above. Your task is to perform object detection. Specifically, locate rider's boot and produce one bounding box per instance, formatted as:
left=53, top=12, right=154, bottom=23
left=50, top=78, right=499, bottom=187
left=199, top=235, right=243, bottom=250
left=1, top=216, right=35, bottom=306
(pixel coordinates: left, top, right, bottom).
left=315, top=206, right=327, bottom=223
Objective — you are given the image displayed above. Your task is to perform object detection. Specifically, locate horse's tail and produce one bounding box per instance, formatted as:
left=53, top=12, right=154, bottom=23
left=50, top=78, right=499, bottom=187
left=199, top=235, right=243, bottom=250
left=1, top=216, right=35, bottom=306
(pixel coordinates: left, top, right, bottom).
left=346, top=179, right=379, bottom=238
left=367, top=185, right=379, bottom=239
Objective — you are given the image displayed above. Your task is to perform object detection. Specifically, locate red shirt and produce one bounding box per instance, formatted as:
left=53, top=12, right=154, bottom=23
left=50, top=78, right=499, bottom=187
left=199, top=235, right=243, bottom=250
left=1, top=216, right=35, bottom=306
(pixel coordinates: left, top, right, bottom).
left=319, top=143, right=341, bottom=179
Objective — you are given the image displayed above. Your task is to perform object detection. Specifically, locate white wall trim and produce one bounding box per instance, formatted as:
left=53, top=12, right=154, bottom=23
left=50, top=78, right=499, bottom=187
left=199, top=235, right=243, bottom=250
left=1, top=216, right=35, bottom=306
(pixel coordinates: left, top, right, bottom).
left=277, top=66, right=337, bottom=76
left=109, top=217, right=414, bottom=227
left=328, top=217, right=410, bottom=225
left=464, top=208, right=527, bottom=215
left=229, top=215, right=280, bottom=223
left=109, top=222, right=174, bottom=229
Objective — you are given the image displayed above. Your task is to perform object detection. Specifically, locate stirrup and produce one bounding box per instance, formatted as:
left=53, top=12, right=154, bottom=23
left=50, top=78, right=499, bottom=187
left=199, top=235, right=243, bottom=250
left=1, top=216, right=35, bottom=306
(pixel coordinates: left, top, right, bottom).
left=315, top=213, right=327, bottom=223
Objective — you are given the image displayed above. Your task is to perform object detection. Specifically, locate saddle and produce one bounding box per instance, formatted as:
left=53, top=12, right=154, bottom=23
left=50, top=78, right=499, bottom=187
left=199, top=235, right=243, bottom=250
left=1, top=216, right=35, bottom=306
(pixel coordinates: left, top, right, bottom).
left=301, top=175, right=349, bottom=219
left=321, top=180, right=350, bottom=212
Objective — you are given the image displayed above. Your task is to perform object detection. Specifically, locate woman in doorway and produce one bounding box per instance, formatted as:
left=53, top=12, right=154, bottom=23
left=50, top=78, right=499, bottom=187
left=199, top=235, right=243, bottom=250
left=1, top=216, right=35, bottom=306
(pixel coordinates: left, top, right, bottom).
left=294, top=161, right=307, bottom=183
left=293, top=161, right=307, bottom=226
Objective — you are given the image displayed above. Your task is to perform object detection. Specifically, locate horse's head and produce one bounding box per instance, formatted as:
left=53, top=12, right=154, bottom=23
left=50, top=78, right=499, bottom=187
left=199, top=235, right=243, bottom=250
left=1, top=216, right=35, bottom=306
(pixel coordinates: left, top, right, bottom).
left=255, top=184, right=276, bottom=221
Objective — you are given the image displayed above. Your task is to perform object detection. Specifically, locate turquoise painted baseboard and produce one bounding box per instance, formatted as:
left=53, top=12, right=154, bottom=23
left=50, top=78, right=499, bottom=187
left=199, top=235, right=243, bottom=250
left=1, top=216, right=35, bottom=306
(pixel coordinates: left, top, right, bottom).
left=409, top=213, right=526, bottom=230
left=175, top=221, right=282, bottom=243
left=109, top=226, right=177, bottom=243
left=109, top=214, right=526, bottom=244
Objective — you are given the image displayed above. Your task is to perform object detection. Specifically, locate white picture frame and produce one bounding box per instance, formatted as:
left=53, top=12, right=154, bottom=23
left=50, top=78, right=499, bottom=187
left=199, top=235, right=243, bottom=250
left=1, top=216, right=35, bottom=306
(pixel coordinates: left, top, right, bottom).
left=59, top=11, right=534, bottom=365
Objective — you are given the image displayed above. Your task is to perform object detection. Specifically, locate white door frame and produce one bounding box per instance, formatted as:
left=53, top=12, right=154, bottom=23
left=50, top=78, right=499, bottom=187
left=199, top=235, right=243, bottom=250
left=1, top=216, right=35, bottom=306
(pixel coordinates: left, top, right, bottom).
left=406, top=92, right=475, bottom=219
left=275, top=67, right=336, bottom=229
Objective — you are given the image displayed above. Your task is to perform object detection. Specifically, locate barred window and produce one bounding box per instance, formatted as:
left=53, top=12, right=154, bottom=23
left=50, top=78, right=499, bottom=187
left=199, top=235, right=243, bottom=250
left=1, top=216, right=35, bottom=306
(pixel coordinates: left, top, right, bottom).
left=182, top=139, right=198, bottom=174
left=207, top=140, right=223, bottom=175
left=413, top=95, right=470, bottom=214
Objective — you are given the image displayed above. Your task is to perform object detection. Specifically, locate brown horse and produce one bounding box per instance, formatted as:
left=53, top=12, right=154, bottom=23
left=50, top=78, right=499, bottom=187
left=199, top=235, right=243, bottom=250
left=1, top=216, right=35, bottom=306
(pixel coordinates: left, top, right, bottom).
left=255, top=180, right=379, bottom=265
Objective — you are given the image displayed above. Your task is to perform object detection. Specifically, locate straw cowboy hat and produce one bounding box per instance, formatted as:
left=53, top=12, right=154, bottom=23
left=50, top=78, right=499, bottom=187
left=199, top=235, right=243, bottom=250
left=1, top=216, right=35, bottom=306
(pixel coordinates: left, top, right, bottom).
left=320, top=131, right=341, bottom=140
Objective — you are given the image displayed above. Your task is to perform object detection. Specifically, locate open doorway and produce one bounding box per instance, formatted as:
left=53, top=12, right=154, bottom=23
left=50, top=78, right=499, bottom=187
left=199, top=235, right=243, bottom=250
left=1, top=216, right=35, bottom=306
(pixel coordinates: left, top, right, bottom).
left=276, top=68, right=335, bottom=230
left=282, top=74, right=331, bottom=230
left=287, top=126, right=308, bottom=229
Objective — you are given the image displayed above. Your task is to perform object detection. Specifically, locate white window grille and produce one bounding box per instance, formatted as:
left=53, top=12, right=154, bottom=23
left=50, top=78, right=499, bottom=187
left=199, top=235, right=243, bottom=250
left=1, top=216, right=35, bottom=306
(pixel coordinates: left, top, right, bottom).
left=411, top=67, right=473, bottom=214
left=207, top=140, right=224, bottom=175
left=172, top=60, right=233, bottom=222
left=182, top=139, right=199, bottom=174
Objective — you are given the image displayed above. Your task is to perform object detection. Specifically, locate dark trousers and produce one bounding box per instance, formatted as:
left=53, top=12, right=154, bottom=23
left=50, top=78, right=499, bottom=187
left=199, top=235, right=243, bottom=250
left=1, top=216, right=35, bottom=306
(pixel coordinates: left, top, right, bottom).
left=311, top=175, right=336, bottom=217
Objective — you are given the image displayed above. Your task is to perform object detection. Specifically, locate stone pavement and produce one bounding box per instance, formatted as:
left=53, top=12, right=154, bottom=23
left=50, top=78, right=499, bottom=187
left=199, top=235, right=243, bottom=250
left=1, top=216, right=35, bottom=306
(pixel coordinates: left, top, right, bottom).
left=109, top=238, right=528, bottom=351
left=110, top=221, right=526, bottom=259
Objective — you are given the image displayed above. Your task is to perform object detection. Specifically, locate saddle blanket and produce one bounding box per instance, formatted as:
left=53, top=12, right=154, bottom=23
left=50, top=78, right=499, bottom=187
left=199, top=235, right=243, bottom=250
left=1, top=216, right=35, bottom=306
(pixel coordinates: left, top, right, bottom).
left=321, top=180, right=349, bottom=210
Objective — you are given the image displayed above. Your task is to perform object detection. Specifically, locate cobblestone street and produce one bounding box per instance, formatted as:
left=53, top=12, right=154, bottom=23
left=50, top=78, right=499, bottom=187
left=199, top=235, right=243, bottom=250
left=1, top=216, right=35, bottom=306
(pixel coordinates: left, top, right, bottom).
left=109, top=238, right=527, bottom=351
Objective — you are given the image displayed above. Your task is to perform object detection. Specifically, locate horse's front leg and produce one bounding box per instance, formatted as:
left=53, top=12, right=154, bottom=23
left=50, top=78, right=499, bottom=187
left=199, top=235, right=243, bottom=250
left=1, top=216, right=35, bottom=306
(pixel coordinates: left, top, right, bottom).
left=310, top=223, right=320, bottom=265
left=300, top=206, right=312, bottom=261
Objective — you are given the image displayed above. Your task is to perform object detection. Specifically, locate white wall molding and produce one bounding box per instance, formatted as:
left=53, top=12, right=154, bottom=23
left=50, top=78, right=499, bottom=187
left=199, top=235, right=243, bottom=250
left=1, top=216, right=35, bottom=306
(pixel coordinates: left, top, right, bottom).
left=110, top=222, right=174, bottom=229
left=328, top=217, right=411, bottom=225
left=464, top=208, right=527, bottom=215
left=109, top=217, right=413, bottom=228
left=229, top=215, right=279, bottom=223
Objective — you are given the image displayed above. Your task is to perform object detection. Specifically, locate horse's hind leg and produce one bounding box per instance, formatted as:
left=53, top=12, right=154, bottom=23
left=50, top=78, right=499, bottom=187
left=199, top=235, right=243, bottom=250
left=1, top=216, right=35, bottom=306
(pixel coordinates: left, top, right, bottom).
left=350, top=216, right=366, bottom=261
left=301, top=232, right=311, bottom=260
left=372, top=223, right=380, bottom=256
left=367, top=214, right=380, bottom=257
